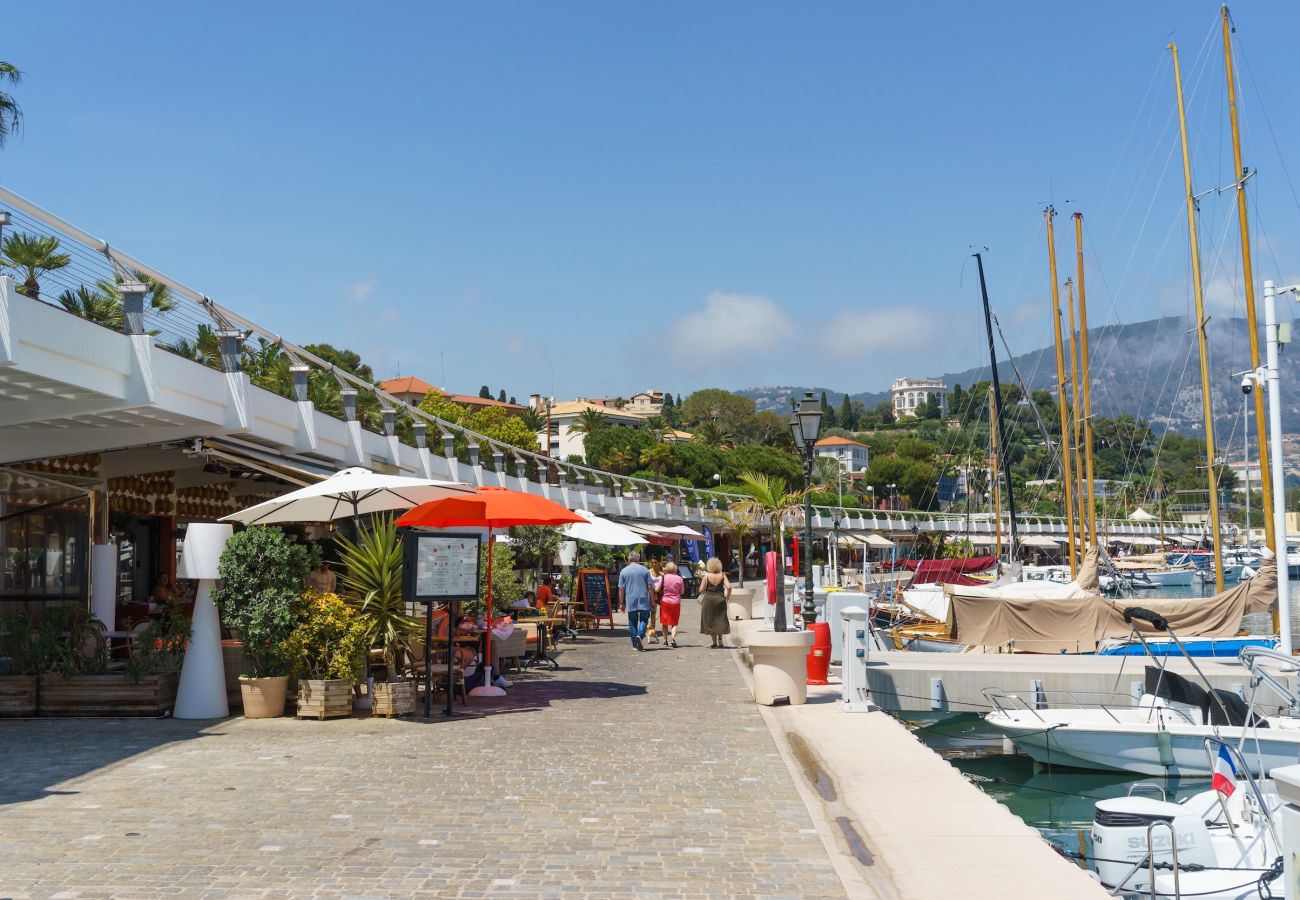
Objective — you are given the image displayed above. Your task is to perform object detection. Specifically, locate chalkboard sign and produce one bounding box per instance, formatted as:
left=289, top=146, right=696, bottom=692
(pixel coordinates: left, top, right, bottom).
left=578, top=568, right=614, bottom=629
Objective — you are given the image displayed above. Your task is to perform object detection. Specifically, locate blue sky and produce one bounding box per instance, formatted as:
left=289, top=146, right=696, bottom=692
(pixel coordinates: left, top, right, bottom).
left=4, top=2, right=1300, bottom=403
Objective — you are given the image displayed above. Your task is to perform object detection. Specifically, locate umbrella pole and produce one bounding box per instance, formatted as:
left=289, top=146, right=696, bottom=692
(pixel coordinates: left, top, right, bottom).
left=471, top=530, right=506, bottom=696
left=445, top=598, right=455, bottom=716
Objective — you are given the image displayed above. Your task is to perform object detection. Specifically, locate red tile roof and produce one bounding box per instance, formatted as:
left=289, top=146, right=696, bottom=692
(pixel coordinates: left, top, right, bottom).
left=380, top=376, right=435, bottom=395
left=815, top=436, right=868, bottom=448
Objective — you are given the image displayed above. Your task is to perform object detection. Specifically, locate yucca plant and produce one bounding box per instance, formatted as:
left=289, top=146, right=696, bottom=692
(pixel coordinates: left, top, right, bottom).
left=334, top=516, right=420, bottom=675
left=712, top=508, right=757, bottom=586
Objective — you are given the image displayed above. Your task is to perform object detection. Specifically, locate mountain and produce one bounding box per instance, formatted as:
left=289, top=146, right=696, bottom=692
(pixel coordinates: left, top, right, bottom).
left=740, top=316, right=1297, bottom=437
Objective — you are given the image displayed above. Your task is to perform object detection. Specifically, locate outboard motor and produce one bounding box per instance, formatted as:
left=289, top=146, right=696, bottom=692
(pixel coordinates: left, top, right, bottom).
left=1092, top=796, right=1214, bottom=891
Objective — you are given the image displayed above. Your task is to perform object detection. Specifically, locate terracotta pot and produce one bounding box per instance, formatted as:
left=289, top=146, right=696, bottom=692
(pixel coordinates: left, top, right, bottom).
left=238, top=675, right=288, bottom=718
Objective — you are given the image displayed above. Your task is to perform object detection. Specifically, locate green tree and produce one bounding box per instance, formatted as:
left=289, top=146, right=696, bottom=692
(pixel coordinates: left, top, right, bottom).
left=681, top=388, right=756, bottom=433
left=640, top=441, right=673, bottom=481
left=518, top=406, right=546, bottom=434
left=821, top=391, right=837, bottom=429
left=874, top=401, right=896, bottom=424
left=56, top=285, right=120, bottom=329
left=710, top=508, right=757, bottom=585
left=584, top=426, right=653, bottom=472
left=335, top=516, right=419, bottom=673
left=2, top=232, right=70, bottom=301
left=497, top=388, right=507, bottom=403
left=0, top=61, right=21, bottom=148
left=479, top=385, right=491, bottom=399
left=509, top=525, right=563, bottom=580
left=571, top=408, right=608, bottom=437
left=731, top=472, right=808, bottom=581
left=719, top=444, right=801, bottom=485
left=839, top=394, right=856, bottom=430
left=211, top=526, right=311, bottom=678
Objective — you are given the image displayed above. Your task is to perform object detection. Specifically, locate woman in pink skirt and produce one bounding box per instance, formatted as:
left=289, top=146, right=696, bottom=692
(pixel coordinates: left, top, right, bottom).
left=658, top=561, right=685, bottom=648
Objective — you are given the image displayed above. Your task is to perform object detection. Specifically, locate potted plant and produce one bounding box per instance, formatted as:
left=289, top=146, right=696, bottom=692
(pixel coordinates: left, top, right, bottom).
left=335, top=516, right=421, bottom=716
left=0, top=610, right=40, bottom=716
left=212, top=526, right=309, bottom=718
left=285, top=590, right=367, bottom=720
left=37, top=604, right=186, bottom=717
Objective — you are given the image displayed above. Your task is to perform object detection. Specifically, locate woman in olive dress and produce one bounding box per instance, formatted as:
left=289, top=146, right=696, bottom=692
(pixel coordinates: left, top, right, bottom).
left=698, top=557, right=731, bottom=648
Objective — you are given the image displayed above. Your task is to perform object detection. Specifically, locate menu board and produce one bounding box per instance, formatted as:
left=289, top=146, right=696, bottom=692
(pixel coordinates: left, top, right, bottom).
left=404, top=532, right=482, bottom=602
left=580, top=569, right=611, bottom=617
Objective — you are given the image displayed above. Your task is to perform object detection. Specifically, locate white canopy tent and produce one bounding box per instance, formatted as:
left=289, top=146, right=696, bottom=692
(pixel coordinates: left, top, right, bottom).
left=1129, top=508, right=1157, bottom=521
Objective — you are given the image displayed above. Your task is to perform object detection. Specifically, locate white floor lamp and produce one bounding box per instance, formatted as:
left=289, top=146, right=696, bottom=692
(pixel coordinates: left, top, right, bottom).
left=173, top=522, right=233, bottom=719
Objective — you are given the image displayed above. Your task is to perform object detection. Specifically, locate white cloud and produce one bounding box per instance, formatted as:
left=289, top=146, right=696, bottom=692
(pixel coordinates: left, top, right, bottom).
left=668, top=292, right=793, bottom=366
left=488, top=330, right=529, bottom=359
left=345, top=280, right=375, bottom=304
left=821, top=307, right=930, bottom=359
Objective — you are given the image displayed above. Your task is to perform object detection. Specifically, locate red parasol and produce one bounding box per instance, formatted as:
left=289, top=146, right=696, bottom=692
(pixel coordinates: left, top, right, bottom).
left=397, top=487, right=584, bottom=696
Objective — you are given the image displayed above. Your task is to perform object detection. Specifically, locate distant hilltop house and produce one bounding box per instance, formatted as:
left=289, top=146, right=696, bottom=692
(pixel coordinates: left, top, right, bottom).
left=892, top=377, right=948, bottom=418
left=582, top=389, right=665, bottom=417
left=378, top=376, right=525, bottom=415
left=814, top=436, right=870, bottom=474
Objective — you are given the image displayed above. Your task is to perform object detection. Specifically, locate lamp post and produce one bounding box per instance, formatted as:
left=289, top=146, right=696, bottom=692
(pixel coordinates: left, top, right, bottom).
left=887, top=483, right=898, bottom=510
left=789, top=391, right=823, bottom=628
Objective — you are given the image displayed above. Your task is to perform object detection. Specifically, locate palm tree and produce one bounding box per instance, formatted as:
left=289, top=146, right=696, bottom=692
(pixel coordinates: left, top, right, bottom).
left=692, top=420, right=733, bottom=449
left=607, top=447, right=636, bottom=474
left=570, top=408, right=607, bottom=437
left=639, top=442, right=673, bottom=482
left=3, top=232, right=70, bottom=300
left=0, top=62, right=21, bottom=148
left=167, top=323, right=221, bottom=367
left=56, top=285, right=120, bottom=329
left=642, top=414, right=669, bottom=434
left=518, top=406, right=546, bottom=434
left=712, top=508, right=757, bottom=586
left=731, top=471, right=808, bottom=604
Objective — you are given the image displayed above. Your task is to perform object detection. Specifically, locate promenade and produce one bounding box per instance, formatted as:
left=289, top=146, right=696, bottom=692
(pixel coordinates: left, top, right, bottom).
left=0, top=599, right=846, bottom=899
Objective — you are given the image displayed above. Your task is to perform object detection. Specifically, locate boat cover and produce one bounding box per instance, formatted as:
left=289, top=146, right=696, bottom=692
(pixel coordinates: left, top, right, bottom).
left=908, top=560, right=989, bottom=588
left=947, top=564, right=1277, bottom=653
left=943, top=547, right=1101, bottom=602
left=897, top=556, right=996, bottom=574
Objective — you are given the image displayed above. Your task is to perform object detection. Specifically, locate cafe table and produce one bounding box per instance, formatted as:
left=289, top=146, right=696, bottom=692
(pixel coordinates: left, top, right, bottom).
left=522, top=617, right=566, bottom=670
left=549, top=600, right=580, bottom=641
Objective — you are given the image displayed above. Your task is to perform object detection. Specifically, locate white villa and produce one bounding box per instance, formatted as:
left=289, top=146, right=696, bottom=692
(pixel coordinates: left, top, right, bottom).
left=814, top=436, right=870, bottom=473
left=892, top=377, right=948, bottom=418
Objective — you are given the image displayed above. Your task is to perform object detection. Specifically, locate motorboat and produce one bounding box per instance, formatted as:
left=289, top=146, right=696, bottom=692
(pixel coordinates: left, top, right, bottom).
left=985, top=619, right=1300, bottom=777
left=1090, top=738, right=1283, bottom=899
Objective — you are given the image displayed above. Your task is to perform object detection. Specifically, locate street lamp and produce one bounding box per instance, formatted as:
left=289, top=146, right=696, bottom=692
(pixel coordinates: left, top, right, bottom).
left=887, top=483, right=898, bottom=510
left=789, top=391, right=823, bottom=628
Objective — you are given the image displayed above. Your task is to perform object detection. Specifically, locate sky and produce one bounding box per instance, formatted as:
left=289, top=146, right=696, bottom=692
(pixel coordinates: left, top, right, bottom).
left=4, top=2, right=1300, bottom=404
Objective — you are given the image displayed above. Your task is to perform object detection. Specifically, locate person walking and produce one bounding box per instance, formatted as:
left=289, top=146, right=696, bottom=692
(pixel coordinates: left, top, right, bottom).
left=698, top=557, right=731, bottom=649
left=658, top=560, right=685, bottom=648
left=618, top=551, right=654, bottom=651
left=646, top=559, right=664, bottom=644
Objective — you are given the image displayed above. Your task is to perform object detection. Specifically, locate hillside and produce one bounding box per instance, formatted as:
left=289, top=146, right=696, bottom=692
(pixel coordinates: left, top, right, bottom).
left=740, top=316, right=1296, bottom=437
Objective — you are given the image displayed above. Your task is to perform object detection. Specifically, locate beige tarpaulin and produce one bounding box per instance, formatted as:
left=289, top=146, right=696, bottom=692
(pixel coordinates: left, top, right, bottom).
left=948, top=565, right=1277, bottom=653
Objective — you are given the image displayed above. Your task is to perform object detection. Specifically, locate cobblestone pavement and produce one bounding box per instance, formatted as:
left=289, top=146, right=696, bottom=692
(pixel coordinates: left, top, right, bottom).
left=0, top=600, right=845, bottom=899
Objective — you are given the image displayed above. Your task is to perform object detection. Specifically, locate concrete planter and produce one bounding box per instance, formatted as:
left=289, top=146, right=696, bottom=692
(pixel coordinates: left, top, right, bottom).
left=746, top=630, right=815, bottom=706
left=728, top=588, right=754, bottom=621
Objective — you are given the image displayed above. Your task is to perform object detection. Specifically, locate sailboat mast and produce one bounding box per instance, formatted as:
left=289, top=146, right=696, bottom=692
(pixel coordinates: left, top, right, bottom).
left=1066, top=277, right=1085, bottom=549
left=990, top=386, right=1003, bottom=561
left=1222, top=5, right=1274, bottom=552
left=1046, top=207, right=1078, bottom=576
left=976, top=251, right=1019, bottom=560
left=1170, top=41, right=1226, bottom=592
left=1074, top=213, right=1099, bottom=554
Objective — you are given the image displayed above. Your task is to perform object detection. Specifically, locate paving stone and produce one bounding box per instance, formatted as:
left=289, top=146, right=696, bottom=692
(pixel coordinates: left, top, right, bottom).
left=0, top=601, right=843, bottom=898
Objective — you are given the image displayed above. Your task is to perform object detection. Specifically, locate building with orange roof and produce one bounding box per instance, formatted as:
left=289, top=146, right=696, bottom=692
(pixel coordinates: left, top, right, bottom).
left=379, top=377, right=524, bottom=416
left=814, top=435, right=870, bottom=473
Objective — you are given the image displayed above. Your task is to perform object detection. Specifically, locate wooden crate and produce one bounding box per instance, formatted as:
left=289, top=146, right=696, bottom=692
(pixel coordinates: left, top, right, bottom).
left=295, top=679, right=353, bottom=720
left=371, top=680, right=415, bottom=718
left=39, top=672, right=178, bottom=717
left=0, top=676, right=37, bottom=716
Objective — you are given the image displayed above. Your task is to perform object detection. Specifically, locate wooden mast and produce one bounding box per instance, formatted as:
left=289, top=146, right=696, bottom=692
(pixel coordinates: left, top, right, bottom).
left=1073, top=213, right=1098, bottom=555
left=1046, top=207, right=1078, bottom=576
left=1066, top=277, right=1085, bottom=549
left=1222, top=5, right=1274, bottom=552
left=1170, top=41, right=1226, bottom=592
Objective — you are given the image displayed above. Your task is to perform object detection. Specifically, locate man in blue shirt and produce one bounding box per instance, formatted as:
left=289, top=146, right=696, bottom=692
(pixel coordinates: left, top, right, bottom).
left=618, top=551, right=654, bottom=651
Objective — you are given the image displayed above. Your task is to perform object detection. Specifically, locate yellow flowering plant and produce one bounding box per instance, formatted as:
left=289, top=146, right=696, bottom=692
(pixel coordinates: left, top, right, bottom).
left=286, top=590, right=368, bottom=683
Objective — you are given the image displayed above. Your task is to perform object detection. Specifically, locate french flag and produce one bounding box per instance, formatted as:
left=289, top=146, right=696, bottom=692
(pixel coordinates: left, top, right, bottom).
left=1212, top=745, right=1237, bottom=798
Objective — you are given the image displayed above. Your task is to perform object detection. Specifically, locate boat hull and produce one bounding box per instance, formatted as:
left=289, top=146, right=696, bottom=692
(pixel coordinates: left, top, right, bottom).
left=989, top=713, right=1300, bottom=776
left=1144, top=570, right=1195, bottom=587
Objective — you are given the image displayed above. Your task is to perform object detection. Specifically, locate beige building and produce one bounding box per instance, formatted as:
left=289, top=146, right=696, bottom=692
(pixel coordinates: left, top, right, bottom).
left=528, top=397, right=645, bottom=458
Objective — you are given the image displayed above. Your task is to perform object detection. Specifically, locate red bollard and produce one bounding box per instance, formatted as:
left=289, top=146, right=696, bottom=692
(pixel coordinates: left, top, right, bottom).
left=806, top=621, right=831, bottom=685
